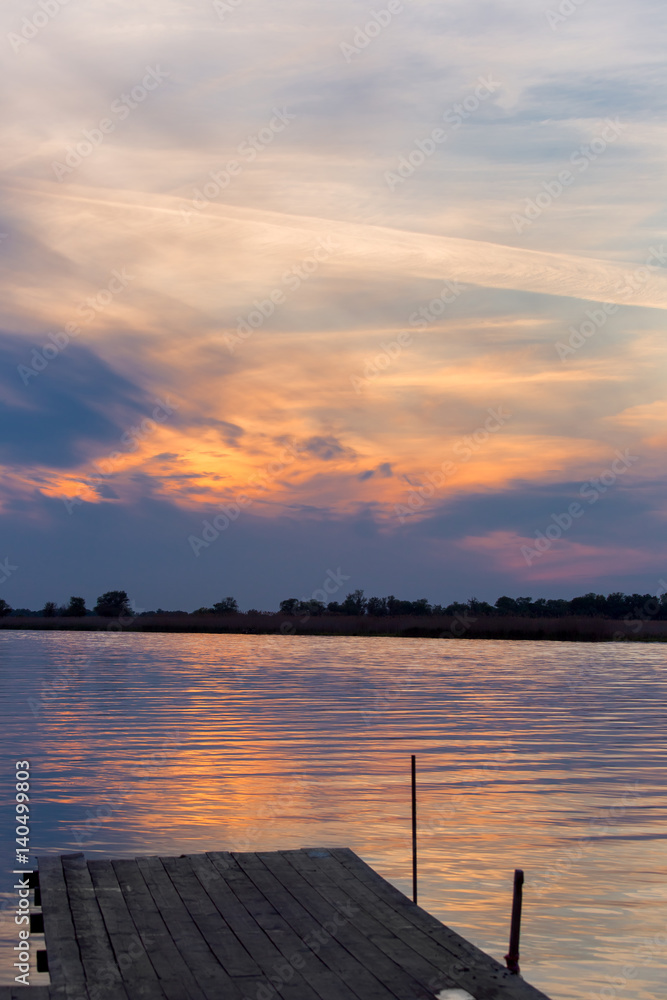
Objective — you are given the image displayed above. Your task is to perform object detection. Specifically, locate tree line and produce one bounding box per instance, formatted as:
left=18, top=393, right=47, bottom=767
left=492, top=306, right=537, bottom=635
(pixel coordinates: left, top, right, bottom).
left=1, top=589, right=666, bottom=621
left=0, top=591, right=133, bottom=618
left=278, top=590, right=667, bottom=619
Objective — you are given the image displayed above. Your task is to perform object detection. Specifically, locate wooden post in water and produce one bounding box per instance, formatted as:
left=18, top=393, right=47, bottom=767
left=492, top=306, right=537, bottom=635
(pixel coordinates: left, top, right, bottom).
left=505, top=868, right=524, bottom=974
left=411, top=754, right=417, bottom=904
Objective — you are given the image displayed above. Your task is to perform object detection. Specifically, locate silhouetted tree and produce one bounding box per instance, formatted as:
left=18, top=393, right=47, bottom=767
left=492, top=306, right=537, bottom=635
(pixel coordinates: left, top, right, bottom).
left=495, top=596, right=518, bottom=615
left=464, top=597, right=493, bottom=615
left=624, top=593, right=658, bottom=622
left=410, top=598, right=432, bottom=616
left=42, top=601, right=57, bottom=617
left=443, top=601, right=468, bottom=615
left=298, top=599, right=326, bottom=616
left=341, top=590, right=367, bottom=615
left=0, top=599, right=12, bottom=617
left=63, top=596, right=87, bottom=617
left=94, top=591, right=131, bottom=618
left=570, top=593, right=607, bottom=617
left=603, top=592, right=631, bottom=618
left=542, top=599, right=571, bottom=617
left=366, top=596, right=388, bottom=616
left=280, top=598, right=300, bottom=615
left=212, top=597, right=239, bottom=614
left=385, top=595, right=421, bottom=615
left=386, top=595, right=400, bottom=615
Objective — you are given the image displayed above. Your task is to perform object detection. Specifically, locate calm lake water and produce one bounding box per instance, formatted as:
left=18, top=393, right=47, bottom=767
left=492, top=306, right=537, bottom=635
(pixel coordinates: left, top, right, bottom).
left=1, top=630, right=665, bottom=999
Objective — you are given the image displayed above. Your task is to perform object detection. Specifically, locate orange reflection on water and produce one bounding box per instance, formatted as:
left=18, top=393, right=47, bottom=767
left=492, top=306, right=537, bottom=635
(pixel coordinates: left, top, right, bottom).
left=1, top=632, right=666, bottom=1000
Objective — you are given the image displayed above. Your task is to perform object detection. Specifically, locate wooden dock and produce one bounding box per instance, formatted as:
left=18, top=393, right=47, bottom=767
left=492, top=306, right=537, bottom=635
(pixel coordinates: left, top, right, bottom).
left=4, top=848, right=553, bottom=1000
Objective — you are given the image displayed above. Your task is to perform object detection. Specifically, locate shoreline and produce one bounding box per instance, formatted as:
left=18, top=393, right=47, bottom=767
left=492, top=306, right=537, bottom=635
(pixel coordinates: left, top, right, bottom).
left=1, top=613, right=665, bottom=642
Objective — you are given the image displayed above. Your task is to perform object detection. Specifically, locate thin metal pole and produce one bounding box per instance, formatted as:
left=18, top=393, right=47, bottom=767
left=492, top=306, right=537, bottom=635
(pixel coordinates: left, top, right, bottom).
left=411, top=754, right=417, bottom=904
left=505, top=868, right=524, bottom=974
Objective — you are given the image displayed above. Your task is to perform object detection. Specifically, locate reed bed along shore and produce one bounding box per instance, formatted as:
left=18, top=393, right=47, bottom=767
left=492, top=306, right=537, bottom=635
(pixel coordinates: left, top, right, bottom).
left=1, top=613, right=665, bottom=642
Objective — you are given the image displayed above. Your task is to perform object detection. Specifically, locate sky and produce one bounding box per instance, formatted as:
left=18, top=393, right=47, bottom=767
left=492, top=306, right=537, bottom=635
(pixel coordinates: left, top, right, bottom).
left=1, top=0, right=666, bottom=612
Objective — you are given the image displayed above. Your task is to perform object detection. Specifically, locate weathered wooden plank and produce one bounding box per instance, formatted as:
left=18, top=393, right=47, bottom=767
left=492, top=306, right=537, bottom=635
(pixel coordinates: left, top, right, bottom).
left=160, top=855, right=260, bottom=978
left=282, top=851, right=458, bottom=996
left=87, top=860, right=169, bottom=1000
left=297, top=855, right=460, bottom=964
left=328, top=849, right=503, bottom=967
left=233, top=852, right=363, bottom=1000
left=189, top=852, right=294, bottom=972
left=33, top=849, right=551, bottom=1000
left=37, top=856, right=88, bottom=1000
left=266, top=850, right=438, bottom=1000
left=327, top=850, right=552, bottom=1000
left=292, top=851, right=503, bottom=999
left=251, top=851, right=400, bottom=1000
left=60, top=855, right=130, bottom=1000
left=111, top=860, right=206, bottom=1000
left=202, top=852, right=322, bottom=1000
left=135, top=855, right=246, bottom=1000
left=294, top=851, right=467, bottom=960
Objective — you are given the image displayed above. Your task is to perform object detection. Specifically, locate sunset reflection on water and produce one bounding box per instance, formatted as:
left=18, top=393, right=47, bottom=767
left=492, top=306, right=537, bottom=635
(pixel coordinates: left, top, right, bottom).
left=1, top=631, right=665, bottom=999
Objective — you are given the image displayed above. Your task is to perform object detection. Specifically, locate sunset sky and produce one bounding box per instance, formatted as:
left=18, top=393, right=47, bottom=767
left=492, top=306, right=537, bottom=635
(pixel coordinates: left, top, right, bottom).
left=1, top=0, right=666, bottom=611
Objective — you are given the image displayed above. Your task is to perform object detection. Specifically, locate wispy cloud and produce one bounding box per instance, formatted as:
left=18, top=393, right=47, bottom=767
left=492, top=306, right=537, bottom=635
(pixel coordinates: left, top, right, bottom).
left=2, top=0, right=666, bottom=604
